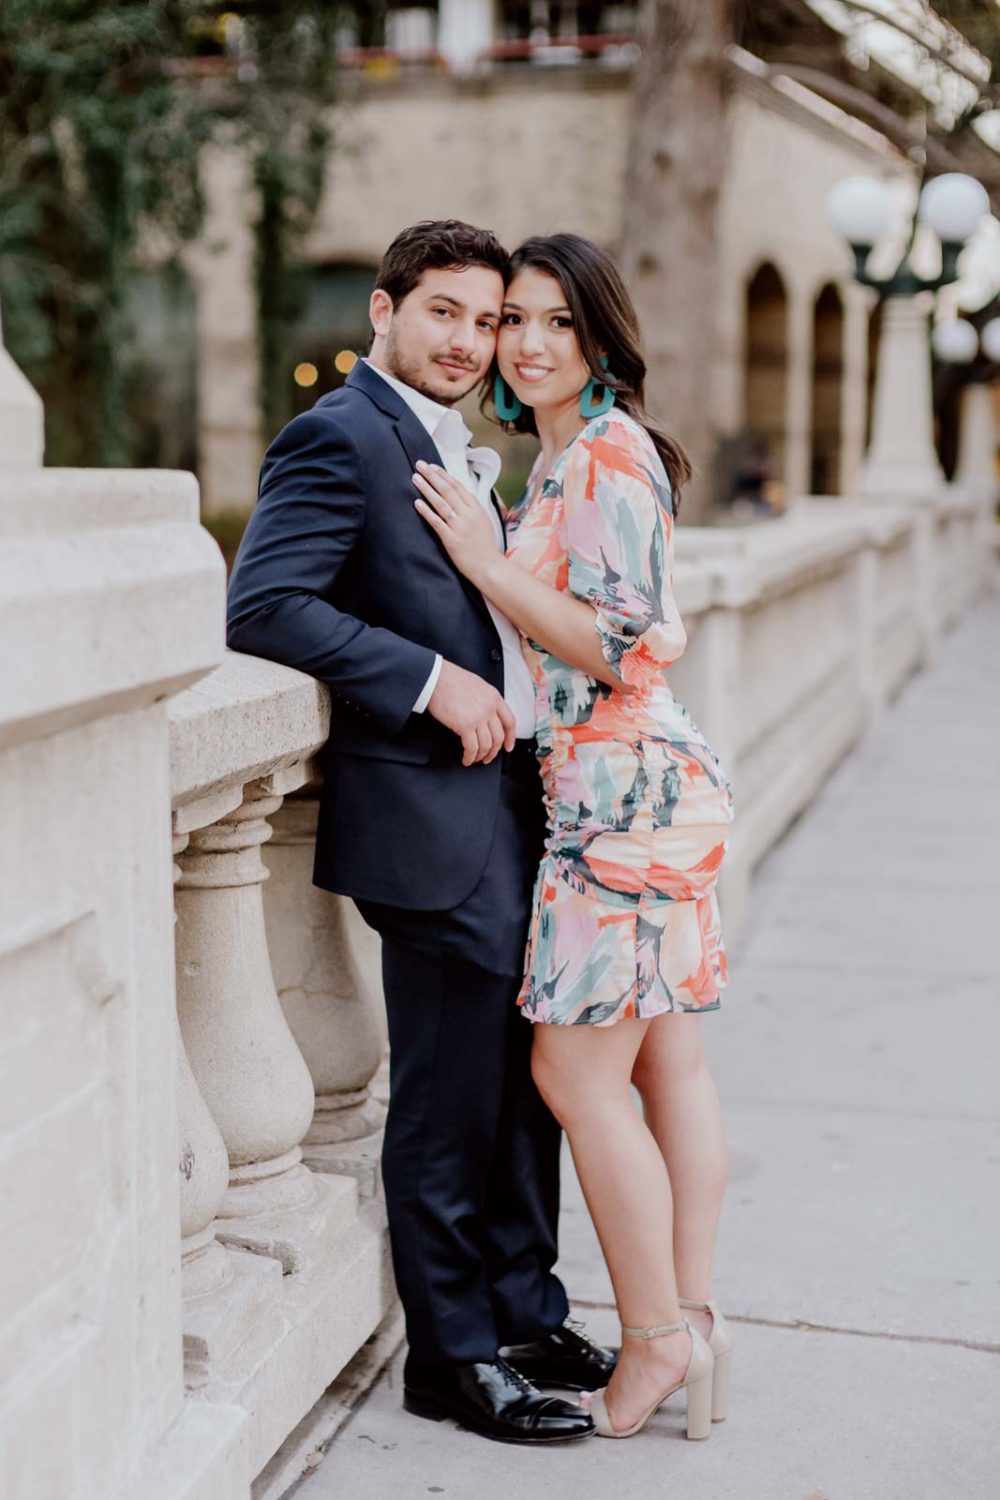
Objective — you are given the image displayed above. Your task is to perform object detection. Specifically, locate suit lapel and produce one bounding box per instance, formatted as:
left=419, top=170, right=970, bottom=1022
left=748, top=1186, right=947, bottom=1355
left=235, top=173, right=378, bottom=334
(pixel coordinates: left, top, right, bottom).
left=390, top=402, right=496, bottom=633
left=341, top=360, right=498, bottom=633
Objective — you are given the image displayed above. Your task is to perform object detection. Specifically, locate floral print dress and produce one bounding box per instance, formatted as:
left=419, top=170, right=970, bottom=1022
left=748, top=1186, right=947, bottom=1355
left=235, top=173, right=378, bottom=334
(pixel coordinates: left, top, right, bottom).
left=506, top=410, right=733, bottom=1027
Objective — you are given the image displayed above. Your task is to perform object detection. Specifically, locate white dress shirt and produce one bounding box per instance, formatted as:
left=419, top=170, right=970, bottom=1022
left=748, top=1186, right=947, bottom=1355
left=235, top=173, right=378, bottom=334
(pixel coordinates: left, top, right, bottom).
left=364, top=360, right=536, bottom=738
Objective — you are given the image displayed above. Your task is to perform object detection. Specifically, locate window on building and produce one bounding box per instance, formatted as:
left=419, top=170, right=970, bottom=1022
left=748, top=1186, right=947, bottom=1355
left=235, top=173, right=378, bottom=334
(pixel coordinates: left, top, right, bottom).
left=744, top=262, right=789, bottom=495
left=810, top=283, right=844, bottom=495
left=289, top=262, right=377, bottom=416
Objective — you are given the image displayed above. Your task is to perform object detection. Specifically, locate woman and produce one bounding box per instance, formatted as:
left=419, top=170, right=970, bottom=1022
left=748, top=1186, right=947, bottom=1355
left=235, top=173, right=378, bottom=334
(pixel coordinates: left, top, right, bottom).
left=412, top=233, right=734, bottom=1441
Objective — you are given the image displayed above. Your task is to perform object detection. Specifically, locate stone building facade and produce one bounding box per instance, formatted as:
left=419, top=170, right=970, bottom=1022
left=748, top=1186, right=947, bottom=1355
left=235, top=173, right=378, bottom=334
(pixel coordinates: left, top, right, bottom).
left=173, top=45, right=905, bottom=519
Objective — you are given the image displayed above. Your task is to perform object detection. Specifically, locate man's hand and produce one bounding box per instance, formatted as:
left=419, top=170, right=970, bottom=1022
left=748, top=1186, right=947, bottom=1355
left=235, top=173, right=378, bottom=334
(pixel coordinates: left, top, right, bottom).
left=427, top=660, right=517, bottom=766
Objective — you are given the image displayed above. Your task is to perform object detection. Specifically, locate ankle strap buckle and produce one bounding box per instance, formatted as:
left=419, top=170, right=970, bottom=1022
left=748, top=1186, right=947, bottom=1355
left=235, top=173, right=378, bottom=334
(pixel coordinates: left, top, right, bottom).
left=620, top=1318, right=690, bottom=1339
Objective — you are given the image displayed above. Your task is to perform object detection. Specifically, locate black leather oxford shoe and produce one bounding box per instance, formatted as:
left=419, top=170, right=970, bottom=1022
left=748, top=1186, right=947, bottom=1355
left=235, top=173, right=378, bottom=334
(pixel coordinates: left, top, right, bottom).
left=500, top=1319, right=619, bottom=1391
left=402, top=1356, right=594, bottom=1444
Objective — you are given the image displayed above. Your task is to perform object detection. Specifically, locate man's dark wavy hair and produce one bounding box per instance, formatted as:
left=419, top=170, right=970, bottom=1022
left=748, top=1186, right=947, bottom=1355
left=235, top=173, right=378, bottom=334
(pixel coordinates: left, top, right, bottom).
left=375, top=219, right=510, bottom=306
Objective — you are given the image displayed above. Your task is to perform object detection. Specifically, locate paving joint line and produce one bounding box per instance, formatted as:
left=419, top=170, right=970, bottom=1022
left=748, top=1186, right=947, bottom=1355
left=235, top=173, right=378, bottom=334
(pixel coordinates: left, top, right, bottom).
left=570, top=1300, right=1000, bottom=1355
left=720, top=1094, right=998, bottom=1125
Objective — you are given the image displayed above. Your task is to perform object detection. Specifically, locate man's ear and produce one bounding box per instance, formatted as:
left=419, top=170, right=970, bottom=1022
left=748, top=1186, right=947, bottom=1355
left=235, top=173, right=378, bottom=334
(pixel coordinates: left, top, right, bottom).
left=369, top=288, right=394, bottom=339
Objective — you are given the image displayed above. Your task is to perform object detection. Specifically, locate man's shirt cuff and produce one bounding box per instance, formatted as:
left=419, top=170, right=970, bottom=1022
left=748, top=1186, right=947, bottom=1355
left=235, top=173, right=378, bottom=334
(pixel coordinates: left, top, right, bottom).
left=412, top=654, right=444, bottom=713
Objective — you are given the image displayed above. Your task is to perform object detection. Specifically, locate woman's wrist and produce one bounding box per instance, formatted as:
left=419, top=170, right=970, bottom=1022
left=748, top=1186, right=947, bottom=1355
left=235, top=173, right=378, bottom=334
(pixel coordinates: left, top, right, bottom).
left=474, top=552, right=509, bottom=600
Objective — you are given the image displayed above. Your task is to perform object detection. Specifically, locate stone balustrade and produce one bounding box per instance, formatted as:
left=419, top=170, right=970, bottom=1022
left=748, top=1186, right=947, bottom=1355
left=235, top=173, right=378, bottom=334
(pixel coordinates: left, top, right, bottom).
left=166, top=652, right=392, bottom=1479
left=672, top=486, right=988, bottom=931
left=1, top=307, right=994, bottom=1499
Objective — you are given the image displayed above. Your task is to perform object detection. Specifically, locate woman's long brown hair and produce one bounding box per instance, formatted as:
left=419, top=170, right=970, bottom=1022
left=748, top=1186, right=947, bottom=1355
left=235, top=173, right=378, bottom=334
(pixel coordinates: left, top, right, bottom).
left=484, top=233, right=691, bottom=507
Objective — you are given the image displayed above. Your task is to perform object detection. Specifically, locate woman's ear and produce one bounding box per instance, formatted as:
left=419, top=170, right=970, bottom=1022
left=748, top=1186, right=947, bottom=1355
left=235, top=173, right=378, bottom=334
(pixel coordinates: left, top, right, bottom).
left=369, top=288, right=394, bottom=339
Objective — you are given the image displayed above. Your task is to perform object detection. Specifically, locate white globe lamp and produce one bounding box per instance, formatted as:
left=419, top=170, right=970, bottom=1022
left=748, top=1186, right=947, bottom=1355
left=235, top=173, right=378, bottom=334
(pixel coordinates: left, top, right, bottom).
left=931, top=319, right=980, bottom=364
left=917, top=174, right=990, bottom=245
left=981, top=317, right=1000, bottom=363
left=826, top=175, right=894, bottom=247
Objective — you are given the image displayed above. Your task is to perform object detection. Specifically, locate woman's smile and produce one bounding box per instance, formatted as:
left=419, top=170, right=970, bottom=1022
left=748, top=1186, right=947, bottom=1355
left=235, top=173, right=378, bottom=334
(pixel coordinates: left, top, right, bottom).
left=514, top=362, right=554, bottom=383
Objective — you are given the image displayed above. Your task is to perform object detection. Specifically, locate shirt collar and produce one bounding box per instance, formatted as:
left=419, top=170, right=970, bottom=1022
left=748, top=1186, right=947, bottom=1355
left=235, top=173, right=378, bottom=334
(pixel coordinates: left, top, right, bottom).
left=363, top=358, right=500, bottom=490
left=363, top=359, right=471, bottom=448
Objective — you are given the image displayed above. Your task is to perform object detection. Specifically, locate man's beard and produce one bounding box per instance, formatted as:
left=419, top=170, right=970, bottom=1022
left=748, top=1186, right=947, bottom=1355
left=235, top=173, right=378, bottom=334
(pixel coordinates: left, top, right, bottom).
left=383, top=327, right=479, bottom=407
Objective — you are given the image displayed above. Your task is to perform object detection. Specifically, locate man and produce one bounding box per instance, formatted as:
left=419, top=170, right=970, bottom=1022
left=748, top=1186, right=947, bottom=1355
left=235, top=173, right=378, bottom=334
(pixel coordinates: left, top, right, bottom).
left=227, top=220, right=615, bottom=1444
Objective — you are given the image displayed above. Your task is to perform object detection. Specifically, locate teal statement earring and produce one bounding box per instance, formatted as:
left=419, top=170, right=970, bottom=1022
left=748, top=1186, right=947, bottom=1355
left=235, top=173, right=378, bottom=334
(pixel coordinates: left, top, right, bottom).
left=579, top=355, right=615, bottom=418
left=494, top=373, right=522, bottom=420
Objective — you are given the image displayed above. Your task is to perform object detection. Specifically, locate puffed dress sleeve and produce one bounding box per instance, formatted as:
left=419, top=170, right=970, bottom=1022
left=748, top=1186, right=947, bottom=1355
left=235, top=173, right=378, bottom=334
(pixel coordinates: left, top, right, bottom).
left=561, top=416, right=687, bottom=688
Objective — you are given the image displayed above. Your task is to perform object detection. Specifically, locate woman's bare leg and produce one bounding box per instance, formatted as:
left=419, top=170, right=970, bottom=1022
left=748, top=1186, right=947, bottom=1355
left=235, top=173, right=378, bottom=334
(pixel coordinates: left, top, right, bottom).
left=531, top=1019, right=694, bottom=1431
left=631, top=1012, right=727, bottom=1342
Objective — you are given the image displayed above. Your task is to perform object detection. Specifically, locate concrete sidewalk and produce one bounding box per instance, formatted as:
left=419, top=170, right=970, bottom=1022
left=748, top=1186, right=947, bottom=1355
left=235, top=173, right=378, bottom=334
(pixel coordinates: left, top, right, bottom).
left=293, top=598, right=1000, bottom=1500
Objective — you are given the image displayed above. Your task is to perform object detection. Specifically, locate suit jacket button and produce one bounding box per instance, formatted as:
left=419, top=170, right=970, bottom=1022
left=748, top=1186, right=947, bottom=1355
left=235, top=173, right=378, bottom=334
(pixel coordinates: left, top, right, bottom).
left=490, top=647, right=502, bottom=662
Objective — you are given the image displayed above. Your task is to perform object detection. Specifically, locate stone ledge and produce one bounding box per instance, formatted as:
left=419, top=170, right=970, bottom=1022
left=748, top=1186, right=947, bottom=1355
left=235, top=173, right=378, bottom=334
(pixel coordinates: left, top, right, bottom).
left=112, top=1399, right=249, bottom=1500
left=250, top=1305, right=404, bottom=1500
left=169, top=652, right=330, bottom=808
left=190, top=1200, right=395, bottom=1480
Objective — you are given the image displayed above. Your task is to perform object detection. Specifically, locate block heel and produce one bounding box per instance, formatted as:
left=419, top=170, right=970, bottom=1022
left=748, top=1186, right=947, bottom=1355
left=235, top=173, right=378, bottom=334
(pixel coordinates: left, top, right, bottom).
left=679, top=1297, right=734, bottom=1424
left=590, top=1319, right=714, bottom=1440
left=685, top=1365, right=713, bottom=1441
left=710, top=1345, right=732, bottom=1422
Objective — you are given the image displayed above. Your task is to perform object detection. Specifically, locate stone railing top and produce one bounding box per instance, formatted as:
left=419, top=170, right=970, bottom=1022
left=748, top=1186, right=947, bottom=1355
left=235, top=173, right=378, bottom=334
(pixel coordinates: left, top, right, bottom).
left=169, top=650, right=330, bottom=815
left=0, top=466, right=200, bottom=534
left=673, top=559, right=713, bottom=616
left=792, top=495, right=916, bottom=547
left=169, top=482, right=981, bottom=821
left=677, top=508, right=872, bottom=607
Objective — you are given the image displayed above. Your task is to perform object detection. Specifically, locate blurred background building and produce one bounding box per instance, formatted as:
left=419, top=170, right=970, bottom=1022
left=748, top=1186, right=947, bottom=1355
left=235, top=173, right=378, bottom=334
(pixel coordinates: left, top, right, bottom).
left=101, top=0, right=999, bottom=531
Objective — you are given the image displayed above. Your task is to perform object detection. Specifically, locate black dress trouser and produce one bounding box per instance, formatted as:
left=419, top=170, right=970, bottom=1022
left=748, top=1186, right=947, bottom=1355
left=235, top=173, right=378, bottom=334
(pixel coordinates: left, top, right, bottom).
left=356, top=746, right=569, bottom=1364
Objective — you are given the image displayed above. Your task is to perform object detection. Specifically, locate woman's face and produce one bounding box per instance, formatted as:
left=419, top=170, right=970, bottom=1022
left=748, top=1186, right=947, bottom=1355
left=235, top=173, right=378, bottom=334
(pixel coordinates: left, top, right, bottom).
left=497, top=267, right=592, bottom=413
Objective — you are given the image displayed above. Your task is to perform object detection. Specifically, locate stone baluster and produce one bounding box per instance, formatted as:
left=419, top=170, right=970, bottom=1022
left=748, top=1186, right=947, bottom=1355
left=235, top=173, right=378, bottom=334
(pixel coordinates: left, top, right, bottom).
left=175, top=764, right=348, bottom=1272
left=262, top=788, right=387, bottom=1195
left=173, top=828, right=233, bottom=1302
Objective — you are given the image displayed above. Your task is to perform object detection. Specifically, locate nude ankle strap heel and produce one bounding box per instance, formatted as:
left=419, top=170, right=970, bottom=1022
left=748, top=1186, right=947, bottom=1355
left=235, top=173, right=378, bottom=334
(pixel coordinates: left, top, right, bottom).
left=590, top=1319, right=714, bottom=1440
left=679, top=1298, right=734, bottom=1423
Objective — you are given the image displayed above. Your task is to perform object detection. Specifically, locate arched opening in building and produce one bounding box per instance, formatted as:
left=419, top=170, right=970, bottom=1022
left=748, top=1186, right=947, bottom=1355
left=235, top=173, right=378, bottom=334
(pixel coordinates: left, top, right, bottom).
left=289, top=262, right=378, bottom=418
left=809, top=282, right=844, bottom=494
left=744, top=262, right=789, bottom=493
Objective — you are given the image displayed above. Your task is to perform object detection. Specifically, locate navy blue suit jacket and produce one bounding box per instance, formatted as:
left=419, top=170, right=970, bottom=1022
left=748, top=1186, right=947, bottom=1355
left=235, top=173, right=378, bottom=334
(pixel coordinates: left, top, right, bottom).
left=226, top=359, right=510, bottom=909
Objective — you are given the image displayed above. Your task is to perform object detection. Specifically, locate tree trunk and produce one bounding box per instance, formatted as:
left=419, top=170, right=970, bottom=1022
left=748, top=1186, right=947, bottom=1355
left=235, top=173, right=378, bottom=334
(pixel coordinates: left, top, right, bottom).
left=621, top=0, right=737, bottom=523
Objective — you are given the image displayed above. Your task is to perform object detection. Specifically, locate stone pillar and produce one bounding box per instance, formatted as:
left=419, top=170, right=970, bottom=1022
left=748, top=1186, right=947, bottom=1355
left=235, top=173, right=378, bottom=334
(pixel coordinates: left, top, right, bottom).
left=387, top=7, right=436, bottom=53
left=861, top=294, right=944, bottom=500
left=262, top=791, right=387, bottom=1195
left=839, top=281, right=872, bottom=497
left=175, top=768, right=340, bottom=1272
left=437, top=0, right=494, bottom=71
left=784, top=282, right=814, bottom=499
left=953, top=382, right=999, bottom=510
left=184, top=143, right=261, bottom=519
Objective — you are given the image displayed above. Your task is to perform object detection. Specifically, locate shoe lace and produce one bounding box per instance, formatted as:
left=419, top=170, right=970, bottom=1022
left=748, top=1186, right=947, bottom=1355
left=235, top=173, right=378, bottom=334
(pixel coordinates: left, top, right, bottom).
left=498, top=1357, right=539, bottom=1396
left=565, top=1317, right=606, bottom=1356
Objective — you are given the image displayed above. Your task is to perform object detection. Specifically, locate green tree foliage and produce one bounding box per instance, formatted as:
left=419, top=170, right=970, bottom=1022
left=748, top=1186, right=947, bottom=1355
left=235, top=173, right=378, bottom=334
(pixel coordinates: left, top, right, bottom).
left=0, top=2, right=338, bottom=465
